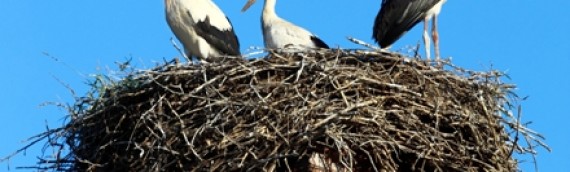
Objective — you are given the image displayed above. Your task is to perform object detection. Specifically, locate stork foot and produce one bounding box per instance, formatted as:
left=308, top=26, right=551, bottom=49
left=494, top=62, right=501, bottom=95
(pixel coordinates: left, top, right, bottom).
left=434, top=56, right=444, bottom=69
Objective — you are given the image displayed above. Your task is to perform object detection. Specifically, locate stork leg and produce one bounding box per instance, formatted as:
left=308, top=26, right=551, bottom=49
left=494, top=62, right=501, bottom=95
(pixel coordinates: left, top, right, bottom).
left=432, top=15, right=440, bottom=62
left=423, top=18, right=431, bottom=62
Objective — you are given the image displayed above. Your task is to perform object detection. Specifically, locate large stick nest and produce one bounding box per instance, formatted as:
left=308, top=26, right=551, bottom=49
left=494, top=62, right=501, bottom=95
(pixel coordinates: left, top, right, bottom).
left=37, top=50, right=545, bottom=171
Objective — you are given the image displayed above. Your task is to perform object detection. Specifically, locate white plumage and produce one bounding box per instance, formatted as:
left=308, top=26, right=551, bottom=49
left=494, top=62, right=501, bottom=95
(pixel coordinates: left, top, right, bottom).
left=165, top=0, right=240, bottom=62
left=242, top=0, right=329, bottom=50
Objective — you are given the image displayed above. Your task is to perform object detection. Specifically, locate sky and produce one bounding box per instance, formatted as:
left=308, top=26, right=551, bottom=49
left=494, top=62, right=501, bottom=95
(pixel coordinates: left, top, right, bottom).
left=0, top=0, right=568, bottom=171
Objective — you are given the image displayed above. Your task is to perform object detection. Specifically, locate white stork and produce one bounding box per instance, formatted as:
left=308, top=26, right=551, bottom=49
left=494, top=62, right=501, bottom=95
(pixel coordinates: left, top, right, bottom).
left=241, top=0, right=329, bottom=51
left=373, top=0, right=446, bottom=61
left=165, top=0, right=240, bottom=63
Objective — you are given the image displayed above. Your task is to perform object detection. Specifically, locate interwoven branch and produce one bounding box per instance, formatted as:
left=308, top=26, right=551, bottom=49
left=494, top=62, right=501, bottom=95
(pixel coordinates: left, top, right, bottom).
left=20, top=50, right=546, bottom=171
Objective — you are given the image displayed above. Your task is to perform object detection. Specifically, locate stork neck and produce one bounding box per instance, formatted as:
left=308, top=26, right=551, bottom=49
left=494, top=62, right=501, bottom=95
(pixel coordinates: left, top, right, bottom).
left=262, top=0, right=279, bottom=20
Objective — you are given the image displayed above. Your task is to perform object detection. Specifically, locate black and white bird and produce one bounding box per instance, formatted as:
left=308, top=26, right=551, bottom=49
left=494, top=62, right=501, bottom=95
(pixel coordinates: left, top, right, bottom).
left=373, top=0, right=446, bottom=61
left=165, top=0, right=240, bottom=63
left=241, top=0, right=329, bottom=50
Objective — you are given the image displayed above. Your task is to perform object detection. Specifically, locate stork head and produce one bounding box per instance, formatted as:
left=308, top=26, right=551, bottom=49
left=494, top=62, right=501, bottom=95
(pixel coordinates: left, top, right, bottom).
left=241, top=0, right=258, bottom=12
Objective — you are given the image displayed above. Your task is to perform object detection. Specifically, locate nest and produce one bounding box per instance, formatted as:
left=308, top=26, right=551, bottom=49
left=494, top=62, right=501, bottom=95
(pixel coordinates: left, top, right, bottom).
left=27, top=50, right=546, bottom=171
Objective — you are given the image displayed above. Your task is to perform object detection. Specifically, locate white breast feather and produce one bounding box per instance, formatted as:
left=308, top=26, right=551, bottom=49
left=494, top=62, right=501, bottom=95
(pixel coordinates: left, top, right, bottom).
left=426, top=0, right=446, bottom=18
left=183, top=0, right=232, bottom=30
left=265, top=19, right=318, bottom=49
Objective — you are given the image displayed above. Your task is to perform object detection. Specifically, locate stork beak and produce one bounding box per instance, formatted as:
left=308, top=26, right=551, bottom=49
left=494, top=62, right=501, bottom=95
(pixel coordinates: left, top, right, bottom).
left=241, top=0, right=257, bottom=12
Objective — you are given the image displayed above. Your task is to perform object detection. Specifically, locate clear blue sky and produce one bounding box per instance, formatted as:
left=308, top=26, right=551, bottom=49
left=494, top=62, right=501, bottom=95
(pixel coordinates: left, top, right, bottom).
left=1, top=0, right=567, bottom=171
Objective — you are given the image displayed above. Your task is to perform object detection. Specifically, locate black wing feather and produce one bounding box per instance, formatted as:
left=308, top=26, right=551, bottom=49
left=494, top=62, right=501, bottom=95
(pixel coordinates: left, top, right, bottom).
left=373, top=0, right=441, bottom=47
left=310, top=36, right=330, bottom=49
left=194, top=15, right=241, bottom=56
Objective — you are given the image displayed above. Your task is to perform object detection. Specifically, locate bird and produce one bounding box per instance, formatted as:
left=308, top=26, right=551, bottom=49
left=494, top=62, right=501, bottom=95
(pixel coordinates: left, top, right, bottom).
left=165, top=0, right=240, bottom=63
left=373, top=0, right=446, bottom=61
left=241, top=0, right=329, bottom=51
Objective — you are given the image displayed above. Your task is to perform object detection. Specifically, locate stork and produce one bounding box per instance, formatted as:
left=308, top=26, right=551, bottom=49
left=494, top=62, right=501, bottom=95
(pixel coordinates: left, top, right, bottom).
left=165, top=0, right=240, bottom=63
left=373, top=0, right=446, bottom=61
left=241, top=0, right=329, bottom=51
